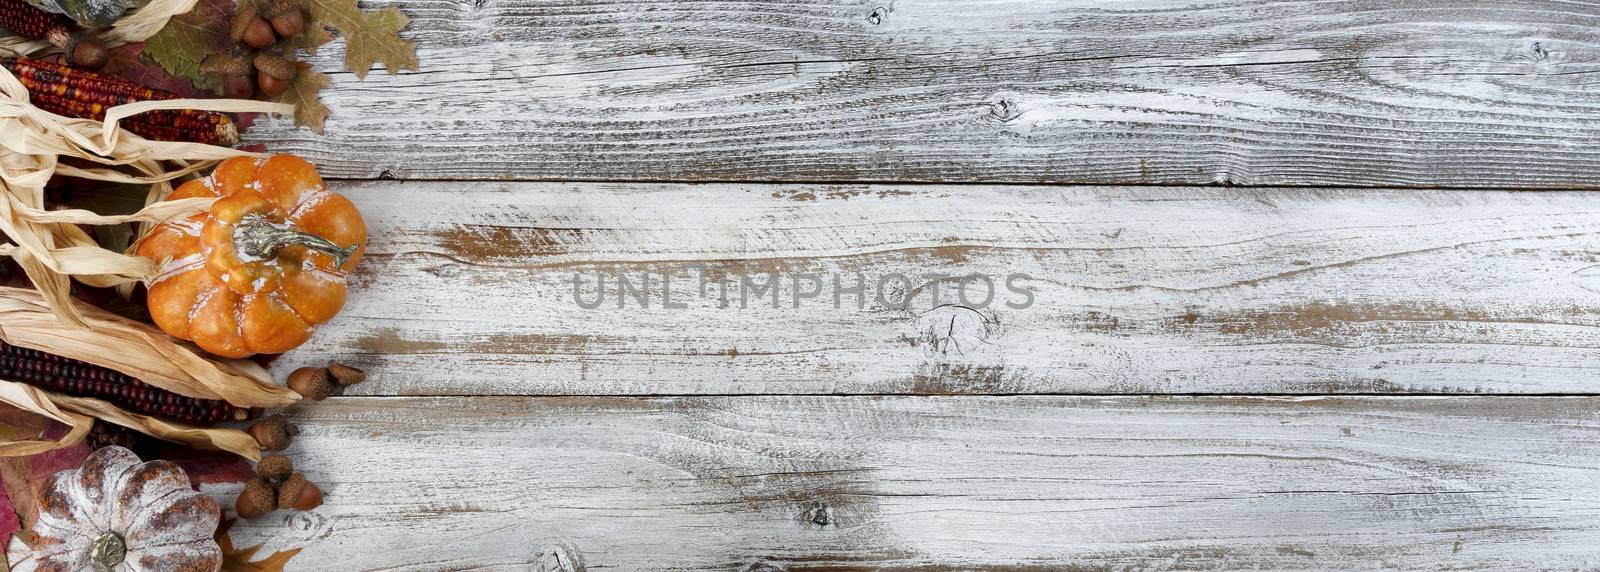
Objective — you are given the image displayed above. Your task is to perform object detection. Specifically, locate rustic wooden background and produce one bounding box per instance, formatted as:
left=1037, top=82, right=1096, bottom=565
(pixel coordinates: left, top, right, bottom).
left=224, top=0, right=1600, bottom=569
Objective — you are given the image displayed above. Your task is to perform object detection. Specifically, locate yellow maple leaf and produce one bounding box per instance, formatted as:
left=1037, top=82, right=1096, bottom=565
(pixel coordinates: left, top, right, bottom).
left=274, top=61, right=333, bottom=134
left=304, top=0, right=419, bottom=79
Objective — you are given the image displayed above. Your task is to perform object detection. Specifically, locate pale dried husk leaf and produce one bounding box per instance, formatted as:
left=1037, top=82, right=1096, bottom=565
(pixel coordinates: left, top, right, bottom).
left=51, top=393, right=261, bottom=460
left=0, top=287, right=299, bottom=408
left=0, top=380, right=261, bottom=460
left=0, top=378, right=91, bottom=456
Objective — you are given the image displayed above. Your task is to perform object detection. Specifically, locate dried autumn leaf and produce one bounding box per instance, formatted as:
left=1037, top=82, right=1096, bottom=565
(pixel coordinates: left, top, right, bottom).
left=105, top=43, right=225, bottom=97
left=281, top=15, right=336, bottom=54
left=217, top=519, right=303, bottom=572
left=275, top=60, right=331, bottom=133
left=303, top=0, right=418, bottom=78
left=143, top=0, right=235, bottom=85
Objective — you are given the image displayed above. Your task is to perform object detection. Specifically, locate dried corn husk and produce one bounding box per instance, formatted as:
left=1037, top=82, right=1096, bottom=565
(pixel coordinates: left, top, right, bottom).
left=0, top=287, right=298, bottom=407
left=52, top=393, right=261, bottom=459
left=0, top=379, right=262, bottom=459
left=0, top=378, right=91, bottom=456
left=0, top=287, right=285, bottom=459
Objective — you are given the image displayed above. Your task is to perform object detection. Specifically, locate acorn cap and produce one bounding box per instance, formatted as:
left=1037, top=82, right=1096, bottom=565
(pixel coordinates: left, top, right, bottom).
left=253, top=52, right=298, bottom=80
left=201, top=51, right=255, bottom=76
left=278, top=473, right=324, bottom=511
left=257, top=454, right=294, bottom=482
left=261, top=0, right=303, bottom=18
left=230, top=2, right=262, bottom=44
left=328, top=363, right=366, bottom=386
left=247, top=414, right=298, bottom=451
left=236, top=478, right=278, bottom=519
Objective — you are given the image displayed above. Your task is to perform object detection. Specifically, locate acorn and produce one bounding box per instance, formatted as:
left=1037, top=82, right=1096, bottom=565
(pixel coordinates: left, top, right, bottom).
left=262, top=0, right=306, bottom=37
left=221, top=75, right=256, bottom=99
left=247, top=414, right=298, bottom=451
left=230, top=2, right=261, bottom=43
left=68, top=37, right=108, bottom=70
left=236, top=478, right=278, bottom=519
left=270, top=10, right=305, bottom=37
left=256, top=454, right=294, bottom=484
left=257, top=73, right=289, bottom=98
left=278, top=473, right=323, bottom=511
left=46, top=29, right=107, bottom=70
left=254, top=52, right=297, bottom=98
left=201, top=51, right=257, bottom=99
left=287, top=367, right=335, bottom=400
left=242, top=16, right=276, bottom=49
left=328, top=362, right=366, bottom=387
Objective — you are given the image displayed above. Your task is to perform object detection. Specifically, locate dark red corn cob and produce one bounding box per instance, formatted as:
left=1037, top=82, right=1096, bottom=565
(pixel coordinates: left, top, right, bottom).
left=29, top=91, right=239, bottom=145
left=2, top=58, right=238, bottom=145
left=0, top=0, right=68, bottom=39
left=0, top=340, right=242, bottom=425
left=0, top=0, right=106, bottom=68
left=7, top=57, right=173, bottom=101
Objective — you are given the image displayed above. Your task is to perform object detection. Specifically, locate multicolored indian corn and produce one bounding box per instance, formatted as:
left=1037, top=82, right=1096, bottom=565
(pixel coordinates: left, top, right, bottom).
left=0, top=0, right=73, bottom=41
left=2, top=57, right=239, bottom=145
left=0, top=340, right=243, bottom=425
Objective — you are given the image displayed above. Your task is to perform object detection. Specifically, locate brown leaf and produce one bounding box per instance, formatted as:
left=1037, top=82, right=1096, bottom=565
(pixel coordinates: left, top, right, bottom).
left=274, top=61, right=332, bottom=133
left=303, top=0, right=418, bottom=78
left=217, top=519, right=303, bottom=572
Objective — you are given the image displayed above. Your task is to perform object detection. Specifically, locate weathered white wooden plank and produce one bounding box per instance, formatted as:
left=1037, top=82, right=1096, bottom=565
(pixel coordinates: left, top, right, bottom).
left=277, top=181, right=1600, bottom=395
left=246, top=0, right=1600, bottom=187
left=217, top=395, right=1600, bottom=570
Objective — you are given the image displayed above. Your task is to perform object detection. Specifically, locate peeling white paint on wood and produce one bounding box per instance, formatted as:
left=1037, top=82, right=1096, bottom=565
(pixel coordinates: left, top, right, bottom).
left=217, top=396, right=1600, bottom=570
left=276, top=181, right=1600, bottom=395
left=245, top=0, right=1600, bottom=187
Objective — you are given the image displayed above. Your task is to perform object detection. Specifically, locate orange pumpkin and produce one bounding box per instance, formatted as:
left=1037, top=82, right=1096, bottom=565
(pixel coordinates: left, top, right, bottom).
left=135, top=155, right=365, bottom=358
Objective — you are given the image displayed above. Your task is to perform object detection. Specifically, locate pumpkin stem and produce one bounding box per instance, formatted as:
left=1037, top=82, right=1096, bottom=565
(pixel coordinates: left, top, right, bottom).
left=234, top=214, right=358, bottom=268
left=88, top=531, right=125, bottom=570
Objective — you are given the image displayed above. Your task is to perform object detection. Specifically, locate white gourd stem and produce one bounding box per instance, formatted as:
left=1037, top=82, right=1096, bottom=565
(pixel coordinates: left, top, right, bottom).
left=88, top=531, right=124, bottom=569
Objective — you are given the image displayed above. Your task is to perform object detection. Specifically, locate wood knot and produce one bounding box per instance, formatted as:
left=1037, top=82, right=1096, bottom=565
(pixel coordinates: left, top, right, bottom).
left=1513, top=41, right=1566, bottom=67
left=423, top=263, right=463, bottom=279
left=800, top=500, right=833, bottom=527
left=279, top=511, right=332, bottom=541
left=867, top=6, right=888, bottom=25
left=915, top=304, right=1003, bottom=358
left=536, top=543, right=583, bottom=572
left=985, top=97, right=1022, bottom=123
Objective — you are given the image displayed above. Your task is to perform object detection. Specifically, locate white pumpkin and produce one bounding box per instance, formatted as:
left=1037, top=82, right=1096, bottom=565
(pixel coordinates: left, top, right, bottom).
left=7, top=446, right=222, bottom=572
